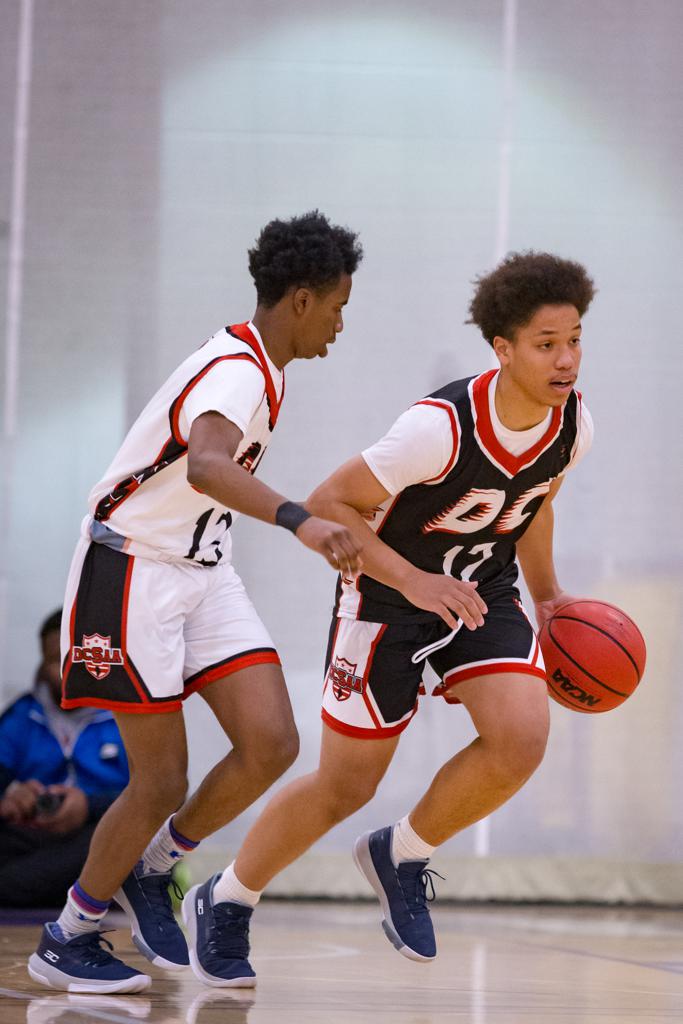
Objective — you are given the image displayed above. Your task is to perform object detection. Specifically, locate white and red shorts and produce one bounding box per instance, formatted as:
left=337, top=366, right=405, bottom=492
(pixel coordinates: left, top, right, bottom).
left=322, top=581, right=546, bottom=739
left=61, top=537, right=279, bottom=714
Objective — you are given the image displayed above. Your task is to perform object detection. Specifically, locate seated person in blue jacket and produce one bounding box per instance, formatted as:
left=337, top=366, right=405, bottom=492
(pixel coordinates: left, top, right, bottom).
left=0, top=609, right=129, bottom=907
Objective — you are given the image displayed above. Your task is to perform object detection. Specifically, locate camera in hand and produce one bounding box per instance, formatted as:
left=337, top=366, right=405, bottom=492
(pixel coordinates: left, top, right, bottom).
left=34, top=791, right=65, bottom=817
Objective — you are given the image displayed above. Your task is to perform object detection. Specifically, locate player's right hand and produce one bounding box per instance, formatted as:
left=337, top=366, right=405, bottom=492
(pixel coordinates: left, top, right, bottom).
left=295, top=517, right=363, bottom=574
left=402, top=570, right=487, bottom=630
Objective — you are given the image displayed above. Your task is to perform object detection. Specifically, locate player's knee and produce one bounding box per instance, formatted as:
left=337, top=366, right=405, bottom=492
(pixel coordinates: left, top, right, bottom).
left=248, top=724, right=300, bottom=780
left=163, top=771, right=189, bottom=810
left=476, top=682, right=550, bottom=784
left=271, top=726, right=300, bottom=774
left=323, top=775, right=379, bottom=822
left=127, top=766, right=188, bottom=816
left=507, top=729, right=547, bottom=780
left=488, top=718, right=549, bottom=783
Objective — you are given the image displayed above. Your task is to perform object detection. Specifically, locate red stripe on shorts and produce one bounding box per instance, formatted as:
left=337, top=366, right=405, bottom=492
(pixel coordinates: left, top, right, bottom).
left=119, top=556, right=153, bottom=706
left=183, top=650, right=281, bottom=698
left=437, top=660, right=548, bottom=703
left=321, top=706, right=416, bottom=739
left=360, top=624, right=388, bottom=729
left=61, top=696, right=183, bottom=714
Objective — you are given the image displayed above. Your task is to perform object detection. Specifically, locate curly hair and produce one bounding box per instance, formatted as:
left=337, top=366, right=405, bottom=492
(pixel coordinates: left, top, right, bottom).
left=468, top=251, right=596, bottom=346
left=248, top=210, right=363, bottom=307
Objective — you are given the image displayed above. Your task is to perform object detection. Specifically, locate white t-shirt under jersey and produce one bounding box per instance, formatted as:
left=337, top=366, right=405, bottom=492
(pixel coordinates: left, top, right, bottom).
left=363, top=370, right=593, bottom=495
left=85, top=321, right=284, bottom=565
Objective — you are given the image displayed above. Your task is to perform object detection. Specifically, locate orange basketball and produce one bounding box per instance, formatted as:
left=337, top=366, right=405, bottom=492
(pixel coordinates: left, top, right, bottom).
left=538, top=600, right=646, bottom=713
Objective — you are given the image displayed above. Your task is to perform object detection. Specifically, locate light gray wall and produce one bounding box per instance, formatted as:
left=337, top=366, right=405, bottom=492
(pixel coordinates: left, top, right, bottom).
left=1, top=0, right=681, bottom=881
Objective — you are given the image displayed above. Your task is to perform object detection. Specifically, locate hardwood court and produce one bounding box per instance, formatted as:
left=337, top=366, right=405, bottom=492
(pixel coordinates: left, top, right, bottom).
left=1, top=902, right=682, bottom=1023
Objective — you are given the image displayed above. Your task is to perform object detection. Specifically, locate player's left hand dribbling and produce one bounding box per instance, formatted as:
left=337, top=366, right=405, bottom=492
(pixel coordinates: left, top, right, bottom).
left=534, top=591, right=577, bottom=632
left=295, top=517, right=363, bottom=574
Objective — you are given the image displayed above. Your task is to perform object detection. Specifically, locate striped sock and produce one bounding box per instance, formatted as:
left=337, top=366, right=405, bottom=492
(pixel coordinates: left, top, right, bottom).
left=55, top=881, right=110, bottom=940
left=391, top=816, right=436, bottom=864
left=141, top=815, right=199, bottom=875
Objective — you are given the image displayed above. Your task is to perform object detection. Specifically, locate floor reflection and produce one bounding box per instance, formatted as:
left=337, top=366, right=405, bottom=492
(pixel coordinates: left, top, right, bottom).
left=26, top=993, right=153, bottom=1023
left=24, top=987, right=255, bottom=1024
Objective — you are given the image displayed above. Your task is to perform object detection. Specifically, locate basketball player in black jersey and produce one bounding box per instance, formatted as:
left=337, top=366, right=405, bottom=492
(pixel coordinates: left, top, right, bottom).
left=181, top=252, right=596, bottom=983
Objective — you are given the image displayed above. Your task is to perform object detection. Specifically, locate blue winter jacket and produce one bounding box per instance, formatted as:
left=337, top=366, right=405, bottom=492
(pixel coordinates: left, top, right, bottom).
left=0, top=688, right=129, bottom=822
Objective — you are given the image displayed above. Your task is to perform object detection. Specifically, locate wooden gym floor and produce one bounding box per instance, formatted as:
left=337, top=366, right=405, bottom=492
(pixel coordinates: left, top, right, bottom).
left=1, top=902, right=682, bottom=1023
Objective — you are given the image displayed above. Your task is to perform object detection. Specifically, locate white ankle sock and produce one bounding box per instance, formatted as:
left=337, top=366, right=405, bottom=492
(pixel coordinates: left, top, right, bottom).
left=141, top=815, right=199, bottom=875
left=55, top=883, right=110, bottom=940
left=391, top=815, right=436, bottom=864
left=212, top=862, right=262, bottom=908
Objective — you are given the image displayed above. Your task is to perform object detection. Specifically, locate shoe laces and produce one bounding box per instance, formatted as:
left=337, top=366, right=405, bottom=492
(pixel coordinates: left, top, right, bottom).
left=140, top=871, right=182, bottom=925
left=208, top=903, right=251, bottom=961
left=67, top=930, right=118, bottom=967
left=397, top=862, right=445, bottom=914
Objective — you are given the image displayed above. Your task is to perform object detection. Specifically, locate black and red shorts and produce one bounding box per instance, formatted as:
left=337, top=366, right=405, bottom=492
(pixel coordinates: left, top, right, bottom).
left=61, top=537, right=279, bottom=714
left=322, top=583, right=545, bottom=739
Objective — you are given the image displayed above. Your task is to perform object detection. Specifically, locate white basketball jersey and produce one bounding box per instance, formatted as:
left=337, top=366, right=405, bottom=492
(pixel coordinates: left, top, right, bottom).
left=85, top=321, right=284, bottom=566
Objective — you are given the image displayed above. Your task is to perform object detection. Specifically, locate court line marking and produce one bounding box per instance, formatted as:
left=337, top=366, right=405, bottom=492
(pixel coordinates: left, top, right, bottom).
left=509, top=936, right=683, bottom=978
left=258, top=940, right=360, bottom=961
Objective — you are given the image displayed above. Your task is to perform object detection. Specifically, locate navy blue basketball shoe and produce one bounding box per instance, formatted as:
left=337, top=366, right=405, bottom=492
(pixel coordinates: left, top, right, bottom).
left=182, top=874, right=256, bottom=987
left=353, top=825, right=439, bottom=961
left=28, top=923, right=151, bottom=993
left=114, top=861, right=189, bottom=969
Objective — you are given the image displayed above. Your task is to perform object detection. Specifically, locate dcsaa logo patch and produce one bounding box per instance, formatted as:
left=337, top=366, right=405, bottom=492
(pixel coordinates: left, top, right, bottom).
left=329, top=657, right=364, bottom=702
left=72, top=633, right=124, bottom=680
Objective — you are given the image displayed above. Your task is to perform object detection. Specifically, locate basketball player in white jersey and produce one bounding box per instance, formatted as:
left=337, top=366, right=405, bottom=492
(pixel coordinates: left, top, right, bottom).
left=177, top=251, right=596, bottom=986
left=28, top=211, right=364, bottom=993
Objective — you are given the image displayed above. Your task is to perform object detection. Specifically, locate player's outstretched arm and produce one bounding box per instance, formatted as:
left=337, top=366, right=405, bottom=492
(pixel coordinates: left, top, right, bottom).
left=187, top=411, right=362, bottom=574
left=306, top=456, right=487, bottom=631
left=515, top=478, right=578, bottom=630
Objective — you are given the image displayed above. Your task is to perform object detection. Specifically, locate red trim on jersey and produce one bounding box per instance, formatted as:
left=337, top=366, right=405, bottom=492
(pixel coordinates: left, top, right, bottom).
left=61, top=696, right=183, bottom=714
left=94, top=431, right=187, bottom=523
left=349, top=573, right=364, bottom=620
left=435, top=659, right=548, bottom=703
left=568, top=390, right=584, bottom=464
left=170, top=353, right=262, bottom=445
left=414, top=399, right=460, bottom=482
left=229, top=322, right=285, bottom=428
left=95, top=350, right=264, bottom=522
left=336, top=571, right=364, bottom=620
left=321, top=706, right=416, bottom=739
left=375, top=493, right=402, bottom=538
left=94, top=473, right=149, bottom=523
left=183, top=650, right=281, bottom=698
left=472, top=370, right=563, bottom=476
left=344, top=494, right=404, bottom=621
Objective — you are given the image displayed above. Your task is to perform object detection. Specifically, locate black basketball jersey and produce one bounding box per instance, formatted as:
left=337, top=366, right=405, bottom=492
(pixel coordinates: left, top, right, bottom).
left=335, top=370, right=584, bottom=624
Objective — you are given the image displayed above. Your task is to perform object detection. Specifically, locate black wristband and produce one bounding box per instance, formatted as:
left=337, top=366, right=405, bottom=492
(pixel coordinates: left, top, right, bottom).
left=275, top=501, right=312, bottom=534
